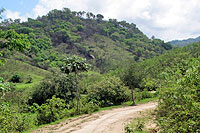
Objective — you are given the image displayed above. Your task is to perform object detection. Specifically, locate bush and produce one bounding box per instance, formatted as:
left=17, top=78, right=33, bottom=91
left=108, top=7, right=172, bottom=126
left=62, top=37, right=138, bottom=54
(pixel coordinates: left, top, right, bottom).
left=10, top=74, right=23, bottom=83
left=88, top=76, right=130, bottom=107
left=134, top=89, right=153, bottom=101
left=79, top=96, right=100, bottom=114
left=0, top=102, right=36, bottom=132
left=29, top=73, right=75, bottom=105
left=36, top=95, right=68, bottom=125
left=156, top=58, right=200, bottom=132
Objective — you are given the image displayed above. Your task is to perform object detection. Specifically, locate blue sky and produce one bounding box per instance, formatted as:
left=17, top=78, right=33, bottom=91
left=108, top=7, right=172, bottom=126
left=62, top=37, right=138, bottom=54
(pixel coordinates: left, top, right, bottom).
left=0, top=0, right=38, bottom=17
left=1, top=0, right=200, bottom=41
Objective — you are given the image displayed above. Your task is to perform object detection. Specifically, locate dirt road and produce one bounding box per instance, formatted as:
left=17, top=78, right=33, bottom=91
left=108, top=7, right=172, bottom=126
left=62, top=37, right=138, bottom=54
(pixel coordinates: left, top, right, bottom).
left=34, top=102, right=157, bottom=133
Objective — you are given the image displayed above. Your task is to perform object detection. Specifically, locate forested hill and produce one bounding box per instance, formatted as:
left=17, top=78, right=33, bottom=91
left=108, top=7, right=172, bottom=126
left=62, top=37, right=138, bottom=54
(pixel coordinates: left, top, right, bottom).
left=1, top=8, right=172, bottom=72
left=169, top=36, right=200, bottom=47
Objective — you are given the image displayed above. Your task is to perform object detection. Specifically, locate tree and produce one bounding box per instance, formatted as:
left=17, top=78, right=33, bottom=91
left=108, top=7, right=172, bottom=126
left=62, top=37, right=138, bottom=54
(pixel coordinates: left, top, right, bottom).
left=0, top=8, right=5, bottom=20
left=96, top=14, right=104, bottom=22
left=86, top=12, right=95, bottom=19
left=122, top=63, right=145, bottom=105
left=0, top=29, right=30, bottom=65
left=61, top=55, right=89, bottom=113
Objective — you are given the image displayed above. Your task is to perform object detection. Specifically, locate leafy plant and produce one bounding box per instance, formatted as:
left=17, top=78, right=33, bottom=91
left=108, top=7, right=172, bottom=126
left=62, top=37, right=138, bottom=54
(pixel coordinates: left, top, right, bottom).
left=61, top=55, right=89, bottom=114
left=29, top=73, right=75, bottom=105
left=36, top=95, right=67, bottom=125
left=156, top=57, right=200, bottom=132
left=88, top=76, right=130, bottom=107
left=0, top=102, right=36, bottom=132
left=10, top=74, right=23, bottom=83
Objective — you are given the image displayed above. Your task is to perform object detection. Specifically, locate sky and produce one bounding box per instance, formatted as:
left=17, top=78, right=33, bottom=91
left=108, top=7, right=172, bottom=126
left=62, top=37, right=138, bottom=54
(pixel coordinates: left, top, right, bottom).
left=1, top=0, right=200, bottom=41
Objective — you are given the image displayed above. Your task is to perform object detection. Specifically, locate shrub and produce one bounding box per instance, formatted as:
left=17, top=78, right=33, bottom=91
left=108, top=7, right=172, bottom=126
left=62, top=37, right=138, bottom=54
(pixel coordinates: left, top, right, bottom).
left=10, top=74, right=23, bottom=83
left=156, top=58, right=200, bottom=132
left=79, top=96, right=100, bottom=114
left=0, top=102, right=36, bottom=132
left=36, top=95, right=68, bottom=125
left=88, top=76, right=130, bottom=107
left=29, top=73, right=75, bottom=105
left=134, top=89, right=153, bottom=101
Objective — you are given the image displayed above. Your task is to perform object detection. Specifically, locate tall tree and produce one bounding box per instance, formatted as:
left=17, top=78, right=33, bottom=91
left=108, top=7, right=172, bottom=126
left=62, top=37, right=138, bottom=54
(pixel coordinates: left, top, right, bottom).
left=122, top=63, right=145, bottom=105
left=61, top=55, right=89, bottom=113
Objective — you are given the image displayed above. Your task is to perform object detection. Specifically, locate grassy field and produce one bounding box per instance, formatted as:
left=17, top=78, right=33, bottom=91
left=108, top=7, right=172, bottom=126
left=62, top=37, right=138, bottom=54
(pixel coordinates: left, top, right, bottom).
left=0, top=58, right=51, bottom=93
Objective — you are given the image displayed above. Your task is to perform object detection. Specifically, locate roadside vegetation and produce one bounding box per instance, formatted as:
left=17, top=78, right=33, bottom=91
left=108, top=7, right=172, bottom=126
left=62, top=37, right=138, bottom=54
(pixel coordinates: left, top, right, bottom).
left=0, top=7, right=200, bottom=133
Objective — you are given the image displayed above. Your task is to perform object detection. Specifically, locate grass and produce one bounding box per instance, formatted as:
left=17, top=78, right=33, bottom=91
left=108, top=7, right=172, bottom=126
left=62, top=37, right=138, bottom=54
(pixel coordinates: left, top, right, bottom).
left=0, top=59, right=51, bottom=91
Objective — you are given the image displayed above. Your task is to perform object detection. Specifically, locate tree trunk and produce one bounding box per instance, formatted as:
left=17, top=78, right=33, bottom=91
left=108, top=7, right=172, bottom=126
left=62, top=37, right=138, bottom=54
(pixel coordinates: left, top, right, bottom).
left=75, top=72, right=80, bottom=114
left=131, top=88, right=136, bottom=106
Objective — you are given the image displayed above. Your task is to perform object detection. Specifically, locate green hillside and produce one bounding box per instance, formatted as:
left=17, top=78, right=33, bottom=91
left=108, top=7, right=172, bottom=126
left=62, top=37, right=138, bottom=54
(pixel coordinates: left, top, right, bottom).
left=0, top=57, right=51, bottom=90
left=2, top=7, right=200, bottom=133
left=1, top=8, right=171, bottom=73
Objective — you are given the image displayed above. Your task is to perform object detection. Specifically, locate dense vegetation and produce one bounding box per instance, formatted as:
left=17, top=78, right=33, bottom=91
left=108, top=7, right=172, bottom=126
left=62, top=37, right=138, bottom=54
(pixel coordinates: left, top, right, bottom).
left=0, top=7, right=200, bottom=133
left=1, top=8, right=171, bottom=73
left=122, top=42, right=200, bottom=132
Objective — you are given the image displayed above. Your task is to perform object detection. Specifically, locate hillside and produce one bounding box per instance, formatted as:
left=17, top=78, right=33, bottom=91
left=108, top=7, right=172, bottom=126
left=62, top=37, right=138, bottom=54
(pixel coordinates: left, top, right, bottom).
left=1, top=7, right=200, bottom=133
left=169, top=36, right=200, bottom=47
left=1, top=8, right=172, bottom=73
left=0, top=54, right=51, bottom=91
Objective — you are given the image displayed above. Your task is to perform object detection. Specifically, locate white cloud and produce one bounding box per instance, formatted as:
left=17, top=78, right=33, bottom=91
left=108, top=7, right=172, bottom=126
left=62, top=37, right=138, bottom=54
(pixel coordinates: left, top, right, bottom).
left=5, top=10, right=30, bottom=22
left=4, top=0, right=200, bottom=41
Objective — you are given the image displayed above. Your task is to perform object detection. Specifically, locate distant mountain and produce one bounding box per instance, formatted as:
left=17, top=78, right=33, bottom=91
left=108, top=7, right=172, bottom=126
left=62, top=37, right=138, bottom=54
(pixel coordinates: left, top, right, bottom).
left=169, top=36, right=200, bottom=47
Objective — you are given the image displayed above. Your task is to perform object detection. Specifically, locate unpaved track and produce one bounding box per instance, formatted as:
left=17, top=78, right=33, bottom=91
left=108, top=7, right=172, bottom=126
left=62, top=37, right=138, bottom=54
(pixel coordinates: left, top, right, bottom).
left=33, top=102, right=157, bottom=133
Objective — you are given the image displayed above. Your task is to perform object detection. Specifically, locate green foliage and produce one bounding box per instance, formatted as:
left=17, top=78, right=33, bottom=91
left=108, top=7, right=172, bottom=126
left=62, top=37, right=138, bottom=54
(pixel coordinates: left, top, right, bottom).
left=76, top=24, right=85, bottom=31
left=134, top=89, right=153, bottom=101
left=29, top=73, right=75, bottom=105
left=9, top=74, right=22, bottom=83
left=0, top=77, right=11, bottom=100
left=1, top=8, right=171, bottom=73
left=36, top=95, right=67, bottom=125
left=0, top=59, right=51, bottom=92
left=0, top=29, right=30, bottom=52
left=0, top=29, right=30, bottom=65
left=122, top=63, right=146, bottom=90
left=78, top=71, right=103, bottom=94
left=78, top=96, right=100, bottom=114
left=61, top=55, right=89, bottom=74
left=88, top=76, right=130, bottom=106
left=0, top=102, right=36, bottom=133
left=111, top=32, right=121, bottom=41
left=121, top=62, right=147, bottom=105
left=156, top=57, right=200, bottom=132
left=135, top=119, right=145, bottom=131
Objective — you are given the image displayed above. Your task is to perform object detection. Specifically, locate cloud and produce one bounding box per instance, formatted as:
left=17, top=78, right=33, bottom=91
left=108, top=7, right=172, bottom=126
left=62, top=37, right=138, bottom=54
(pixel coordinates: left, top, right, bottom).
left=5, top=10, right=30, bottom=22
left=4, top=0, right=200, bottom=41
